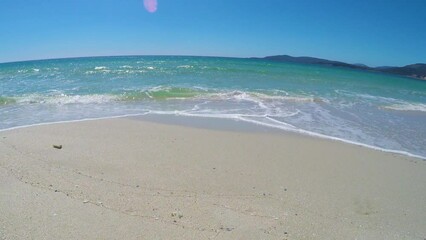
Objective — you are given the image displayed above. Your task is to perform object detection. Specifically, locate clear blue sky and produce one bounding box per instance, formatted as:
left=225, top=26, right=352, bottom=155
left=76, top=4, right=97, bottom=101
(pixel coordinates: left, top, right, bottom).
left=1, top=0, right=425, bottom=66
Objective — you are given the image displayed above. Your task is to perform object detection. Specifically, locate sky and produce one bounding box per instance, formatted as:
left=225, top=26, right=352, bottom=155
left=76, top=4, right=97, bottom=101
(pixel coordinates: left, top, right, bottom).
left=0, top=0, right=425, bottom=66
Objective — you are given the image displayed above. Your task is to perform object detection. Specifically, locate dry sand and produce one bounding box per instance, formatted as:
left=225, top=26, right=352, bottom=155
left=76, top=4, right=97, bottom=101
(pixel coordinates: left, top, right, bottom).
left=0, top=117, right=425, bottom=239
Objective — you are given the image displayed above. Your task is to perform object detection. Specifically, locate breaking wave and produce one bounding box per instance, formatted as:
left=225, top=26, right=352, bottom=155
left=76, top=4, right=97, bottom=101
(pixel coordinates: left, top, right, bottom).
left=0, top=87, right=324, bottom=106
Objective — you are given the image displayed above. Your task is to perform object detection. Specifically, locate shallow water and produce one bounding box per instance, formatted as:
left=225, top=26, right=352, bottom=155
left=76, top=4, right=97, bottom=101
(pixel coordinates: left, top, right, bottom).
left=0, top=56, right=425, bottom=158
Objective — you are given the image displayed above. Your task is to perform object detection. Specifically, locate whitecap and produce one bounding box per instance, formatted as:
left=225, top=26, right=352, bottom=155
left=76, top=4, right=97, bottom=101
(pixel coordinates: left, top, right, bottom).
left=94, top=66, right=108, bottom=70
left=120, top=65, right=133, bottom=69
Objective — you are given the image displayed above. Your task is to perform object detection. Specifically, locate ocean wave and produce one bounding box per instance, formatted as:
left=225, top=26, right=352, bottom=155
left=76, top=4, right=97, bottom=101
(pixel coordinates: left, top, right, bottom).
left=120, top=87, right=204, bottom=101
left=94, top=66, right=108, bottom=70
left=1, top=87, right=326, bottom=107
left=85, top=69, right=147, bottom=75
left=15, top=68, right=41, bottom=74
left=335, top=90, right=400, bottom=103
left=382, top=103, right=426, bottom=112
left=120, top=65, right=133, bottom=69
left=177, top=65, right=193, bottom=69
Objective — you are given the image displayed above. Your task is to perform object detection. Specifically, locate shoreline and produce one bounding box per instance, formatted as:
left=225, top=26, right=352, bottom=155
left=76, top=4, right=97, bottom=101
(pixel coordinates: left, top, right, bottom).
left=1, top=113, right=424, bottom=160
left=1, top=117, right=425, bottom=239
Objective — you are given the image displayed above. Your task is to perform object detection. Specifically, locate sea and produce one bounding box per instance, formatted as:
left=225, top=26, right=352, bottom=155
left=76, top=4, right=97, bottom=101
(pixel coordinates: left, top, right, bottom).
left=0, top=56, right=425, bottom=159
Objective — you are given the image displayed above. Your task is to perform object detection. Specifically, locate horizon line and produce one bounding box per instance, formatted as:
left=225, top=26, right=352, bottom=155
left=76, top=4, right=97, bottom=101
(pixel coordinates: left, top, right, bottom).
left=0, top=54, right=244, bottom=65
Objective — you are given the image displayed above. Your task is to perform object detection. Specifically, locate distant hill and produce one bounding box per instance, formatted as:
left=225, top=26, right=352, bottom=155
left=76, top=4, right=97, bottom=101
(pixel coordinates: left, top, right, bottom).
left=353, top=63, right=369, bottom=68
left=253, top=55, right=426, bottom=80
left=258, top=55, right=367, bottom=70
left=378, top=64, right=426, bottom=80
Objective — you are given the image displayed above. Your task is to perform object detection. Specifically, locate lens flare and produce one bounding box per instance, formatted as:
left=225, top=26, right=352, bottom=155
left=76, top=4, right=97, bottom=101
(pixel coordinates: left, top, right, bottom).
left=144, top=0, right=157, bottom=13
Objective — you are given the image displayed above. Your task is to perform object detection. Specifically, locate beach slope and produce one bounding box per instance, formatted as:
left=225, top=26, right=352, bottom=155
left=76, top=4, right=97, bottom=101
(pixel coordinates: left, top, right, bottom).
left=0, top=118, right=425, bottom=239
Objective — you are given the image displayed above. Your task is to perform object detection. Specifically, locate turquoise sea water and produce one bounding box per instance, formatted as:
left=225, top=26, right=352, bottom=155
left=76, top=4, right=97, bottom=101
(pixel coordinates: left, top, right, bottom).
left=1, top=56, right=425, bottom=158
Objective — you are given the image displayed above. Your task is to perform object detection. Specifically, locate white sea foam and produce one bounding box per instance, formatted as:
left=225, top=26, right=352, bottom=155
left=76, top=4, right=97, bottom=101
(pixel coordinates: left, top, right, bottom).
left=252, top=92, right=326, bottom=103
left=87, top=67, right=111, bottom=74
left=202, top=90, right=322, bottom=105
